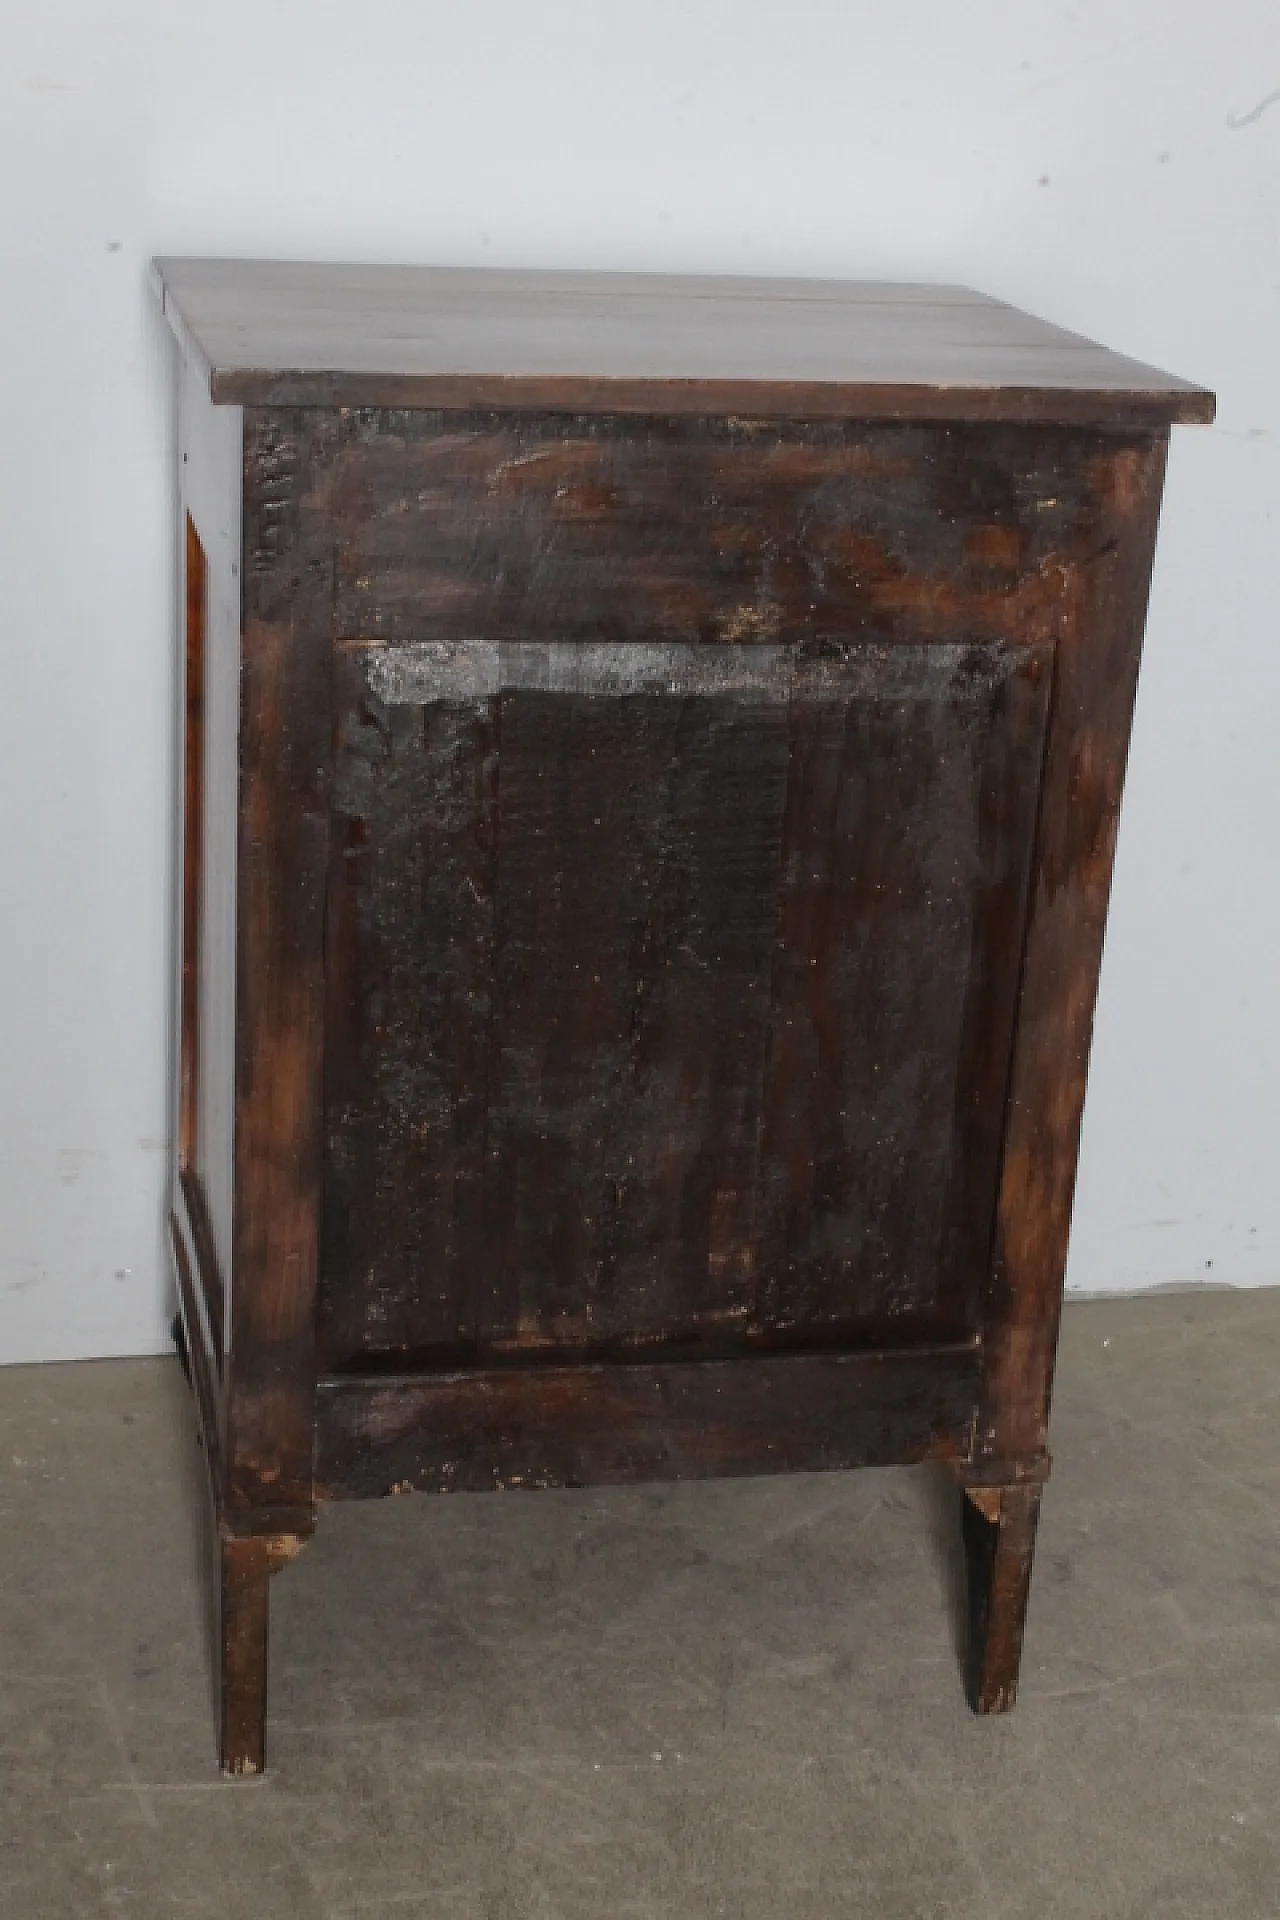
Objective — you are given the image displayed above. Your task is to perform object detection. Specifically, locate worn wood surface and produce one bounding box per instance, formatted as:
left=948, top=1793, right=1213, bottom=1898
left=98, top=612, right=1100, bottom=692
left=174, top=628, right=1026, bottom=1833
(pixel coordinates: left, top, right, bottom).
left=224, top=408, right=336, bottom=1524
left=217, top=1531, right=306, bottom=1776
left=318, top=413, right=1134, bottom=653
left=977, top=435, right=1172, bottom=1471
left=315, top=1344, right=978, bottom=1499
left=756, top=639, right=1051, bottom=1346
left=160, top=263, right=1211, bottom=1758
left=962, top=1481, right=1043, bottom=1712
left=152, top=258, right=1213, bottom=425
left=319, top=416, right=1079, bottom=1372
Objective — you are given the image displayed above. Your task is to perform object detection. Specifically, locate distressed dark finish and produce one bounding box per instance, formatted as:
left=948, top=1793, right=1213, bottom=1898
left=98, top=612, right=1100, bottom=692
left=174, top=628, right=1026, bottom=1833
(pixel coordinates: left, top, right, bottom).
left=322, top=413, right=1149, bottom=653
left=152, top=257, right=1213, bottom=425
left=158, top=259, right=1211, bottom=1774
left=978, top=437, right=1172, bottom=1470
left=754, top=637, right=1052, bottom=1348
left=320, top=414, right=1074, bottom=1370
left=315, top=1345, right=979, bottom=1498
left=217, top=1532, right=306, bottom=1776
left=962, top=1483, right=1044, bottom=1712
left=226, top=408, right=335, bottom=1527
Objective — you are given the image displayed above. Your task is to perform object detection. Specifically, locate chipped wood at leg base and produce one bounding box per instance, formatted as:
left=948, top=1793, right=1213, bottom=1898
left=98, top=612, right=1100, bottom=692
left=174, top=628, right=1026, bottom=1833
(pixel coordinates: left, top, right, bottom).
left=962, top=1482, right=1043, bottom=1714
left=217, top=1530, right=308, bottom=1777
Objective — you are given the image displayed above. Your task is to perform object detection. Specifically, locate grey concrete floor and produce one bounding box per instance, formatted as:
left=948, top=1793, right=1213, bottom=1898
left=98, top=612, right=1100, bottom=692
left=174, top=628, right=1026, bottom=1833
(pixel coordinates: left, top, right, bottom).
left=1, top=1290, right=1278, bottom=1918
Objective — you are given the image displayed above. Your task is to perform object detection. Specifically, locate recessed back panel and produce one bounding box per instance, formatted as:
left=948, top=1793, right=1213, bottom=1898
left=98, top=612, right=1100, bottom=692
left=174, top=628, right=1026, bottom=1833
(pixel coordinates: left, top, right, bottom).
left=318, top=418, right=1073, bottom=1370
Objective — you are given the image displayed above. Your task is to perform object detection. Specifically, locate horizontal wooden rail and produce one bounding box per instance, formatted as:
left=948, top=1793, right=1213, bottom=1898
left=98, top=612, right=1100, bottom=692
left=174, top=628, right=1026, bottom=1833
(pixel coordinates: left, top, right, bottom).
left=315, top=1342, right=979, bottom=1499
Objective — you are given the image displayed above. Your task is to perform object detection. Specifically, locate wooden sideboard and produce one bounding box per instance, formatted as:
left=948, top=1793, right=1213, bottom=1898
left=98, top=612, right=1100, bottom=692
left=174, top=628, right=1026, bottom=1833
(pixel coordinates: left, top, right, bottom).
left=154, top=258, right=1212, bottom=1773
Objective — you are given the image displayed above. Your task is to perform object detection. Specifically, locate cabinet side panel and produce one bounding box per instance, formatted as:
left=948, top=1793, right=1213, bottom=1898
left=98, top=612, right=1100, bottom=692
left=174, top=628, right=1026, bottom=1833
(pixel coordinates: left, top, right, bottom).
left=980, top=433, right=1170, bottom=1467
left=176, top=354, right=242, bottom=1356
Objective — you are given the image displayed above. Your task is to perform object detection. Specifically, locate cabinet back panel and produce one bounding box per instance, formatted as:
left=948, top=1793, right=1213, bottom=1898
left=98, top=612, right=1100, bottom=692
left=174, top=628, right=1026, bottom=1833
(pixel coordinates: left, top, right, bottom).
left=317, top=418, right=1095, bottom=1370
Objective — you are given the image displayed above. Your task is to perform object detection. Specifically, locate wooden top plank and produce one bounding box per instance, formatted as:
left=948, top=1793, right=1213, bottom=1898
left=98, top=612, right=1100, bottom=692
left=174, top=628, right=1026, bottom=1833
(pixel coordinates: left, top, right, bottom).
left=152, top=257, right=1214, bottom=426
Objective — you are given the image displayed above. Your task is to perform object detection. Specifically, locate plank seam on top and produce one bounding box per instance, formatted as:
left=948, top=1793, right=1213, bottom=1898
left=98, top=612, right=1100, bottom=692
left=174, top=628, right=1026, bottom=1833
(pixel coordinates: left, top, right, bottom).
left=152, top=258, right=1215, bottom=429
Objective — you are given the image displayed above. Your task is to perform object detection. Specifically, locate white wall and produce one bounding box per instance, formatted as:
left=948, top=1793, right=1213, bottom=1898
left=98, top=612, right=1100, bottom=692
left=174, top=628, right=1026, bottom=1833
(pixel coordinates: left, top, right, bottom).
left=2, top=0, right=1277, bottom=1363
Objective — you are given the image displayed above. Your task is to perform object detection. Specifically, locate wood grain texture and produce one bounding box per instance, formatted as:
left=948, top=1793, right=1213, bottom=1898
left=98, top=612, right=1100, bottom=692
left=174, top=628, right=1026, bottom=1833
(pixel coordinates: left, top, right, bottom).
left=326, top=413, right=1130, bottom=654
left=962, top=1481, right=1043, bottom=1713
left=158, top=259, right=1211, bottom=1755
left=218, top=1531, right=306, bottom=1776
left=319, top=417, right=1094, bottom=1372
left=756, top=639, right=1052, bottom=1346
left=152, top=258, right=1213, bottom=426
left=225, top=407, right=338, bottom=1522
left=314, top=1344, right=979, bottom=1498
left=481, top=679, right=788, bottom=1352
left=321, top=672, right=498, bottom=1363
left=977, top=435, right=1172, bottom=1469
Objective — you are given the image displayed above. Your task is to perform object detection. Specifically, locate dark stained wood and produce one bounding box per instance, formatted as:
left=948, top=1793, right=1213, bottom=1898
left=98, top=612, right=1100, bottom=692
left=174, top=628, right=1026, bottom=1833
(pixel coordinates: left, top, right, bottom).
left=179, top=514, right=206, bottom=1177
left=480, top=677, right=788, bottom=1353
left=158, top=259, right=1212, bottom=1766
left=978, top=436, right=1172, bottom=1471
left=225, top=407, right=336, bottom=1524
left=319, top=417, right=1090, bottom=1371
left=321, top=630, right=1054, bottom=1369
left=218, top=1531, right=306, bottom=1776
left=321, top=413, right=1104, bottom=654
left=956, top=1450, right=1051, bottom=1491
left=314, top=1344, right=979, bottom=1499
left=320, top=664, right=498, bottom=1366
left=962, top=1482, right=1043, bottom=1713
left=152, top=258, right=1213, bottom=426
left=755, top=637, right=1051, bottom=1346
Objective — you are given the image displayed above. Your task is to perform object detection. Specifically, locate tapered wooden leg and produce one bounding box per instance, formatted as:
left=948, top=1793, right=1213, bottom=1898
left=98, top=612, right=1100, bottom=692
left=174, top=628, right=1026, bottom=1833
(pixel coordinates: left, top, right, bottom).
left=961, top=1482, right=1042, bottom=1714
left=218, top=1531, right=306, bottom=1776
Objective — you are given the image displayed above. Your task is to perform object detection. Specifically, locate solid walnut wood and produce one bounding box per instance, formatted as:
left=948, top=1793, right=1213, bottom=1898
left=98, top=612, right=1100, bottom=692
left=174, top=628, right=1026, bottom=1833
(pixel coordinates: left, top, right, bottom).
left=218, top=1532, right=306, bottom=1776
left=152, top=258, right=1213, bottom=425
left=159, top=259, right=1211, bottom=1771
left=315, top=1344, right=979, bottom=1499
left=978, top=436, right=1172, bottom=1469
left=318, top=413, right=1073, bottom=1371
left=962, top=1482, right=1043, bottom=1713
left=225, top=410, right=336, bottom=1526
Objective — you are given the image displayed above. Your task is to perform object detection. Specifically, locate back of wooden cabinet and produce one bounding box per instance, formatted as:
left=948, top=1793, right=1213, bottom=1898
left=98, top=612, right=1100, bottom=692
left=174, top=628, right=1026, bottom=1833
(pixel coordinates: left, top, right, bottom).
left=315, top=416, right=1082, bottom=1374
